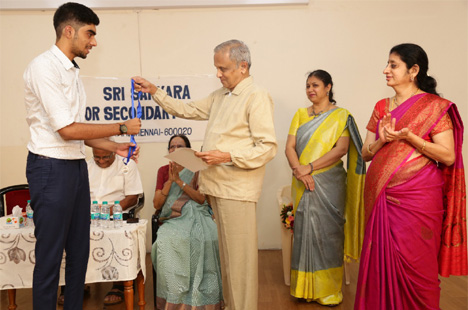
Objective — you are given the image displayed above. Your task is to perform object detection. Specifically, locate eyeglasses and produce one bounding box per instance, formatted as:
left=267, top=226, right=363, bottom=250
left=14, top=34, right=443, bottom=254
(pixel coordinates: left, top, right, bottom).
left=168, top=145, right=186, bottom=150
left=93, top=155, right=113, bottom=161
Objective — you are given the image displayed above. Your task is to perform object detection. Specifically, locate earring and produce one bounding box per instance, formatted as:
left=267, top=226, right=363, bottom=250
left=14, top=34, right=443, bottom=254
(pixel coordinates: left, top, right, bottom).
left=326, top=91, right=329, bottom=96
left=410, top=76, right=414, bottom=82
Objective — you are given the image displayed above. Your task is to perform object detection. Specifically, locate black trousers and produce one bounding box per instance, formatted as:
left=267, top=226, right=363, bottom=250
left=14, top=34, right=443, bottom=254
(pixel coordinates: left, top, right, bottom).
left=27, top=152, right=91, bottom=310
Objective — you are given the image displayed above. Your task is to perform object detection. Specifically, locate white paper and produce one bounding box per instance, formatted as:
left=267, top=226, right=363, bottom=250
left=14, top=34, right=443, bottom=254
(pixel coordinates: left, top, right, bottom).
left=164, top=148, right=209, bottom=172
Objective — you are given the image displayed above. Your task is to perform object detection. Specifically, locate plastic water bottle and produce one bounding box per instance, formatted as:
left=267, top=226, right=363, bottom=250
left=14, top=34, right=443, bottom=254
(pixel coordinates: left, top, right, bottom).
left=113, top=201, right=123, bottom=228
left=26, top=200, right=34, bottom=227
left=100, top=201, right=110, bottom=229
left=91, top=200, right=100, bottom=227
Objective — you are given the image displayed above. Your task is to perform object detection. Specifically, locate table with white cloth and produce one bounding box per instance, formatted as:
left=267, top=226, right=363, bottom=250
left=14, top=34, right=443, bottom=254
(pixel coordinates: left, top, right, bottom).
left=0, top=219, right=147, bottom=310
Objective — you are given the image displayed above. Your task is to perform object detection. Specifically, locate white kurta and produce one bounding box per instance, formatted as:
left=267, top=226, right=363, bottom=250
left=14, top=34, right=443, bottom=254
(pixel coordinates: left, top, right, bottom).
left=87, top=155, right=143, bottom=214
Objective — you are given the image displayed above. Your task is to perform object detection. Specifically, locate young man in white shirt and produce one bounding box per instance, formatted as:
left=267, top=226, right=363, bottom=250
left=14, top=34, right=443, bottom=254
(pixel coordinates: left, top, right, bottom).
left=24, top=3, right=141, bottom=310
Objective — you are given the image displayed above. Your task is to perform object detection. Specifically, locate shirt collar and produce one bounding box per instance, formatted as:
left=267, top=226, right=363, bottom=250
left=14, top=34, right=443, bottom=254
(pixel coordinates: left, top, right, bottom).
left=223, top=76, right=253, bottom=96
left=50, top=45, right=80, bottom=70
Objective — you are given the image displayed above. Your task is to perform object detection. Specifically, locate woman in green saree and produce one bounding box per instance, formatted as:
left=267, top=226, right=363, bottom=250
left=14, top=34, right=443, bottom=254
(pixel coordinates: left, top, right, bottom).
left=285, top=70, right=366, bottom=306
left=152, top=135, right=223, bottom=310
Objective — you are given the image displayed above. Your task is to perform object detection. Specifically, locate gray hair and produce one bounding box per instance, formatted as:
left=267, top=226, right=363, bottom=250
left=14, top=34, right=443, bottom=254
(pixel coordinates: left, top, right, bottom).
left=214, top=39, right=251, bottom=69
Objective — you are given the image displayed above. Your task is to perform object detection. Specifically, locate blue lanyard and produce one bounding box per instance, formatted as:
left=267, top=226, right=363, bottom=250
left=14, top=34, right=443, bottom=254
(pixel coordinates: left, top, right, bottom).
left=124, top=79, right=142, bottom=165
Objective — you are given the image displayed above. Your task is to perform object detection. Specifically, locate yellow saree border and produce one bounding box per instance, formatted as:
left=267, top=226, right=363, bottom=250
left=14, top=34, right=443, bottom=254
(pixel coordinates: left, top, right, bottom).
left=290, top=267, right=344, bottom=299
left=291, top=108, right=366, bottom=260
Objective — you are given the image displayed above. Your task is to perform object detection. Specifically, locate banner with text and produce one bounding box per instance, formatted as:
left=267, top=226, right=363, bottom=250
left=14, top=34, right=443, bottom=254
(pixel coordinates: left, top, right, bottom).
left=82, top=75, right=219, bottom=143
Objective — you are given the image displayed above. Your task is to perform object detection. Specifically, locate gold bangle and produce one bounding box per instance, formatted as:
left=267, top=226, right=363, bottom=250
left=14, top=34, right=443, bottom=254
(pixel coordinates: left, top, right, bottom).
left=420, top=140, right=426, bottom=153
left=367, top=142, right=375, bottom=155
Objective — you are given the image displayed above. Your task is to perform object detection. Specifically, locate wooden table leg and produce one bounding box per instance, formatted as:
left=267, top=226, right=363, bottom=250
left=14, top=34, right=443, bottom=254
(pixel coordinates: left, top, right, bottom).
left=8, top=289, right=17, bottom=310
left=123, top=280, right=134, bottom=310
left=136, top=271, right=146, bottom=310
left=123, top=272, right=146, bottom=310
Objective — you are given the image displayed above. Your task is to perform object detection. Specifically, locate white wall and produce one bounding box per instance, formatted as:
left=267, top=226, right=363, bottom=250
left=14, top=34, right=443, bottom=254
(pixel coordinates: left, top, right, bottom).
left=1, top=1, right=467, bottom=251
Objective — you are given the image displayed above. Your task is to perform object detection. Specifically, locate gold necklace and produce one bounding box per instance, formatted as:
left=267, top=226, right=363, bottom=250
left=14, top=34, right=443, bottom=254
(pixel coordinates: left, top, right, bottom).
left=393, top=88, right=419, bottom=107
left=310, top=102, right=331, bottom=117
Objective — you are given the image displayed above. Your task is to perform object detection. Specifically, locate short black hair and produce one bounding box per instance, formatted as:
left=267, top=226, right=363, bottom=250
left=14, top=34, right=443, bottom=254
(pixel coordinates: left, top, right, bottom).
left=53, top=2, right=100, bottom=39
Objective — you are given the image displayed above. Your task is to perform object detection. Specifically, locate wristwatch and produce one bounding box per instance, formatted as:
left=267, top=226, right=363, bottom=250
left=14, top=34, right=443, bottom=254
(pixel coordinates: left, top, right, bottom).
left=119, top=123, right=128, bottom=135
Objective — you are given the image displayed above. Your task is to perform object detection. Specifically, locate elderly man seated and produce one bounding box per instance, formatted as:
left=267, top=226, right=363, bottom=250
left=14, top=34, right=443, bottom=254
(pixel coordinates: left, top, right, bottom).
left=58, top=145, right=143, bottom=306
left=88, top=146, right=144, bottom=220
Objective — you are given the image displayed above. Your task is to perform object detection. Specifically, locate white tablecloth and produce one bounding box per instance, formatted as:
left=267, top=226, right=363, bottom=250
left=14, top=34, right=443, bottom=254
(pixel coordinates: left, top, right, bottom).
left=0, top=219, right=147, bottom=290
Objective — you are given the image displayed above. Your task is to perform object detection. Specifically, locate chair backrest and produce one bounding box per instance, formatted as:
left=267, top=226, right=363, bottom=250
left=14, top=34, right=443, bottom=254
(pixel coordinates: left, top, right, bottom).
left=0, top=184, right=30, bottom=217
left=277, top=184, right=292, bottom=212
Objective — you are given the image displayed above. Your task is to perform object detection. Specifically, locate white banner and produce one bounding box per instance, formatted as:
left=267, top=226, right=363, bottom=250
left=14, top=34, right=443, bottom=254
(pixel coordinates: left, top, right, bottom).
left=82, top=75, right=219, bottom=143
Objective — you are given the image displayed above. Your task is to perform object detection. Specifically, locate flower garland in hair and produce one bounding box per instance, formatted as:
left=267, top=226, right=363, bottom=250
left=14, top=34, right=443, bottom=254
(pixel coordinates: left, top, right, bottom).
left=280, top=203, right=294, bottom=232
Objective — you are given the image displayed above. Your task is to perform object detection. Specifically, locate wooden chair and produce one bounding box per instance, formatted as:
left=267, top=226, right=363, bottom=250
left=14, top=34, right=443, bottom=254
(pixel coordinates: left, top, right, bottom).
left=277, top=185, right=293, bottom=286
left=125, top=193, right=145, bottom=220
left=0, top=184, right=30, bottom=217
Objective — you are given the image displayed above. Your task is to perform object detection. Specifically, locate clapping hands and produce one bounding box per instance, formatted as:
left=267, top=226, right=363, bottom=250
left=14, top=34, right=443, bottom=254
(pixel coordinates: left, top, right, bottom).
left=168, top=161, right=183, bottom=182
left=378, top=113, right=409, bottom=143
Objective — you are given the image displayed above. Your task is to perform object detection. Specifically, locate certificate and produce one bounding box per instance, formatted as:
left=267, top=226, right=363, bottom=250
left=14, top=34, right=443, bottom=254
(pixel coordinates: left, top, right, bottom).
left=164, top=148, right=209, bottom=172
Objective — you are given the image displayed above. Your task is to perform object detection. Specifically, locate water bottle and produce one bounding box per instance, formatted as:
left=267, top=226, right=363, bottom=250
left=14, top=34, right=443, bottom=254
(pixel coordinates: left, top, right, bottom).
left=91, top=200, right=100, bottom=227
left=100, top=201, right=110, bottom=228
left=26, top=200, right=34, bottom=227
left=113, top=201, right=123, bottom=228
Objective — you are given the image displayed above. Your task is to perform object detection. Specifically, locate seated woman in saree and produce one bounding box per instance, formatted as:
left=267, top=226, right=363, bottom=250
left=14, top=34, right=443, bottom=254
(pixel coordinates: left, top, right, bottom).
left=285, top=70, right=366, bottom=306
left=152, top=134, right=223, bottom=310
left=356, top=43, right=466, bottom=310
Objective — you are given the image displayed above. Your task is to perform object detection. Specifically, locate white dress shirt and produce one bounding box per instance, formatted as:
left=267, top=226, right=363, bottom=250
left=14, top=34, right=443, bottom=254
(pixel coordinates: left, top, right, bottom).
left=24, top=45, right=86, bottom=159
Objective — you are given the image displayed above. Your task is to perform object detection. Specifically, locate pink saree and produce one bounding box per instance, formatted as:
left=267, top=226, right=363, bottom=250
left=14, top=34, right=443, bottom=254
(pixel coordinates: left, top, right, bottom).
left=355, top=93, right=467, bottom=310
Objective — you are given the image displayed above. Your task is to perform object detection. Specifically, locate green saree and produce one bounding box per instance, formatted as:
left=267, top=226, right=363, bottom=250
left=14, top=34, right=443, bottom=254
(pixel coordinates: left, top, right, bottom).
left=151, top=168, right=223, bottom=309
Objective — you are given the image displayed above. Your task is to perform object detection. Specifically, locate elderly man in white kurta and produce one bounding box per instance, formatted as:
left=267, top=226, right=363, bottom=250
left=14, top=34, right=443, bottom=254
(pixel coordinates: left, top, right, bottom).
left=87, top=147, right=143, bottom=218
left=133, top=39, right=277, bottom=310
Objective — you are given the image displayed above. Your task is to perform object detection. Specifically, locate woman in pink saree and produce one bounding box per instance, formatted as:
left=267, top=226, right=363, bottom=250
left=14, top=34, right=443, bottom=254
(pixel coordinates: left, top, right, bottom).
left=355, top=43, right=467, bottom=310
